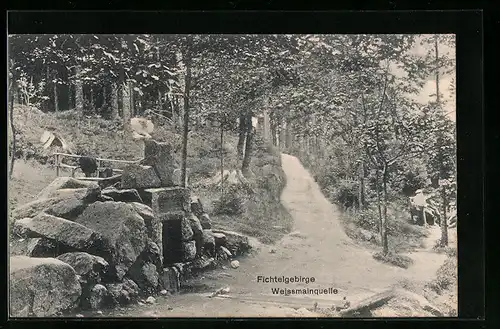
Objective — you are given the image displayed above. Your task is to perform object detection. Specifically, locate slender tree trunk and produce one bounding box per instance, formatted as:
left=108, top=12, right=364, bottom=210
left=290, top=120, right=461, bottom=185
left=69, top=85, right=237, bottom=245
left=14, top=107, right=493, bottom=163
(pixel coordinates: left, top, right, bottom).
left=158, top=89, right=163, bottom=112
left=111, top=82, right=119, bottom=119
left=435, top=36, right=440, bottom=104
left=181, top=42, right=192, bottom=188
left=74, top=66, right=83, bottom=114
left=241, top=113, right=254, bottom=177
left=220, top=121, right=224, bottom=197
left=237, top=114, right=246, bottom=160
left=381, top=164, right=389, bottom=255
left=375, top=168, right=384, bottom=249
left=53, top=69, right=59, bottom=112
left=440, top=184, right=449, bottom=246
left=358, top=161, right=364, bottom=209
left=9, top=79, right=16, bottom=179
left=122, top=80, right=132, bottom=128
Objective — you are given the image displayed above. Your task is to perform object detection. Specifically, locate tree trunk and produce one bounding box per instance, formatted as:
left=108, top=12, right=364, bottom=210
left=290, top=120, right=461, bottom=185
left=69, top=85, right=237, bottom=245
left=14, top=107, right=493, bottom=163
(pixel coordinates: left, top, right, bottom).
left=241, top=113, right=254, bottom=177
left=53, top=68, right=59, bottom=112
left=381, top=164, right=389, bottom=255
left=111, top=82, right=119, bottom=119
left=263, top=107, right=271, bottom=142
left=122, top=80, right=132, bottom=128
left=435, top=36, right=440, bottom=104
left=181, top=41, right=192, bottom=188
left=220, top=122, right=224, bottom=197
left=358, top=161, right=364, bottom=209
left=375, top=168, right=384, bottom=252
left=9, top=79, right=16, bottom=179
left=440, top=184, right=449, bottom=246
left=73, top=66, right=83, bottom=114
left=237, top=114, right=246, bottom=160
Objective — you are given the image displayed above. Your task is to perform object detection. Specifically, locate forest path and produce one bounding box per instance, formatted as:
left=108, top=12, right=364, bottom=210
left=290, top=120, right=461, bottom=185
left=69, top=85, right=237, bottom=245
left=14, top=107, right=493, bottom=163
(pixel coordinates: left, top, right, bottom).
left=106, top=154, right=449, bottom=317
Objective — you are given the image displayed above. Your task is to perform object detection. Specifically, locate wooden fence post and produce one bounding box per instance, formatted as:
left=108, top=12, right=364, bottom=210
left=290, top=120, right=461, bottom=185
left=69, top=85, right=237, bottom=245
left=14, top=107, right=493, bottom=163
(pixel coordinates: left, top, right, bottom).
left=55, top=154, right=60, bottom=177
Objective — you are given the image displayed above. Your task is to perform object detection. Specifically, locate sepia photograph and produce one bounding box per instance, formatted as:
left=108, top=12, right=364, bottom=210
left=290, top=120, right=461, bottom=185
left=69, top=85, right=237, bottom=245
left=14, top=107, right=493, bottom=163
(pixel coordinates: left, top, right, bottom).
left=7, top=33, right=457, bottom=318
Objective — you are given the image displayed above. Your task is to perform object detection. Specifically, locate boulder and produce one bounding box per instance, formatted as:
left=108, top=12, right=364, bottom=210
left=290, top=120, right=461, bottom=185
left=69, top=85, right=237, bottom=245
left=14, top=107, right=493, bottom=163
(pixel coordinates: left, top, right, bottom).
left=44, top=196, right=89, bottom=221
left=128, top=262, right=159, bottom=295
left=159, top=267, right=180, bottom=293
left=102, top=188, right=143, bottom=203
left=189, top=256, right=216, bottom=272
left=126, top=240, right=162, bottom=294
left=37, top=177, right=98, bottom=199
left=75, top=202, right=147, bottom=280
left=143, top=139, right=175, bottom=186
left=88, top=284, right=109, bottom=310
left=10, top=238, right=63, bottom=258
left=13, top=214, right=101, bottom=251
left=172, top=168, right=190, bottom=186
left=105, top=279, right=139, bottom=306
left=202, top=229, right=216, bottom=256
left=42, top=188, right=89, bottom=200
left=56, top=252, right=109, bottom=284
left=190, top=196, right=205, bottom=217
left=212, top=230, right=251, bottom=256
left=181, top=218, right=194, bottom=242
left=182, top=241, right=197, bottom=261
left=199, top=213, right=212, bottom=229
left=131, top=202, right=161, bottom=248
left=188, top=213, right=203, bottom=236
left=121, top=164, right=162, bottom=189
left=11, top=198, right=66, bottom=223
left=212, top=232, right=227, bottom=246
left=10, top=256, right=82, bottom=317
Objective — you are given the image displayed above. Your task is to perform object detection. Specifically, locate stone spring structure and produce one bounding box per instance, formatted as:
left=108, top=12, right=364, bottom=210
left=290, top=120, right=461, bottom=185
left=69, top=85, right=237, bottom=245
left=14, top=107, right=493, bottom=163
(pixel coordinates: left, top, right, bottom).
left=9, top=139, right=252, bottom=316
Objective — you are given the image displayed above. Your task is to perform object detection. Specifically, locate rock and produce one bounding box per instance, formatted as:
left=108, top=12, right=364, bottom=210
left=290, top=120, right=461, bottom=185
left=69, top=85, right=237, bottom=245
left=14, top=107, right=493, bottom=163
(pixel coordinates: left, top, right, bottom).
left=56, top=252, right=109, bottom=284
left=148, top=187, right=191, bottom=214
left=269, top=248, right=276, bottom=254
left=11, top=198, right=67, bottom=223
left=76, top=314, right=84, bottom=318
left=96, top=310, right=103, bottom=315
left=105, top=279, right=139, bottom=306
left=121, top=164, right=162, bottom=189
left=45, top=196, right=89, bottom=221
left=201, top=230, right=216, bottom=256
left=230, top=260, right=240, bottom=269
left=131, top=203, right=161, bottom=248
left=199, top=213, right=212, bottom=229
left=128, top=262, right=159, bottom=295
left=43, top=188, right=89, bottom=200
left=140, top=239, right=162, bottom=268
left=220, top=246, right=232, bottom=258
left=188, top=213, right=203, bottom=237
left=212, top=232, right=227, bottom=246
left=340, top=288, right=396, bottom=317
left=393, top=289, right=444, bottom=317
left=159, top=267, right=180, bottom=294
left=289, top=231, right=306, bottom=239
left=189, top=256, right=216, bottom=272
left=146, top=296, right=156, bottom=304
left=13, top=214, right=101, bottom=251
left=75, top=202, right=147, bottom=280
left=10, top=256, right=82, bottom=317
left=190, top=196, right=205, bottom=217
left=102, top=188, right=143, bottom=203
left=182, top=241, right=197, bottom=261
left=88, top=284, right=109, bottom=310
left=143, top=139, right=175, bottom=186
left=160, top=289, right=168, bottom=296
left=10, top=238, right=61, bottom=258
left=37, top=177, right=98, bottom=199
left=181, top=218, right=194, bottom=241
left=212, top=230, right=251, bottom=256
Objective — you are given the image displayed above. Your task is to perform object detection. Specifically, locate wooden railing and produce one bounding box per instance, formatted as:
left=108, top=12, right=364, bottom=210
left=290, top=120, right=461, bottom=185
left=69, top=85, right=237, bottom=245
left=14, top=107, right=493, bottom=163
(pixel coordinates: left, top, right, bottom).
left=53, top=152, right=142, bottom=178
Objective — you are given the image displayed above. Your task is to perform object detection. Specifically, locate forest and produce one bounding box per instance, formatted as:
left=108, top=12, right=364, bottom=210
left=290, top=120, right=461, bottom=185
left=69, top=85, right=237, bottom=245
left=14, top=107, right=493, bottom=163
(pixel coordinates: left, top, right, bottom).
left=7, top=34, right=457, bottom=258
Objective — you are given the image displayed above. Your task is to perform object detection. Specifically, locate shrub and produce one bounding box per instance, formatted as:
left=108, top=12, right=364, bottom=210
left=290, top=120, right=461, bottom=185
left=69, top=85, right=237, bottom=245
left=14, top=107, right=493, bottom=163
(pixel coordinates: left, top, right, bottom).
left=427, top=256, right=457, bottom=294
left=334, top=179, right=359, bottom=209
left=213, top=185, right=246, bottom=215
left=372, top=251, right=414, bottom=269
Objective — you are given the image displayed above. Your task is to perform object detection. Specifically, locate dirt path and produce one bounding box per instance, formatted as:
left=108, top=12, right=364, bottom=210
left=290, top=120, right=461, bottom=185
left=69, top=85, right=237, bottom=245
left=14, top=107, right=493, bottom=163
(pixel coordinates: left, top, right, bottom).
left=106, top=154, right=448, bottom=318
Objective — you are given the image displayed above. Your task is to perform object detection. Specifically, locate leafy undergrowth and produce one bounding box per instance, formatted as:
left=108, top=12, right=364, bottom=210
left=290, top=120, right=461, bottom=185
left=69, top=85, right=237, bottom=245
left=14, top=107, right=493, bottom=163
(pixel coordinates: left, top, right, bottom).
left=196, top=137, right=294, bottom=244
left=9, top=105, right=293, bottom=245
left=372, top=251, right=414, bottom=269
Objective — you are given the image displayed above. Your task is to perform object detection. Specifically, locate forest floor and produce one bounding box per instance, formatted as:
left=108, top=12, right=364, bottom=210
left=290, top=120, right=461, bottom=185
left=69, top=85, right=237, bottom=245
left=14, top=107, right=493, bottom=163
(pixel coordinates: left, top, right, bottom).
left=94, top=153, right=456, bottom=318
